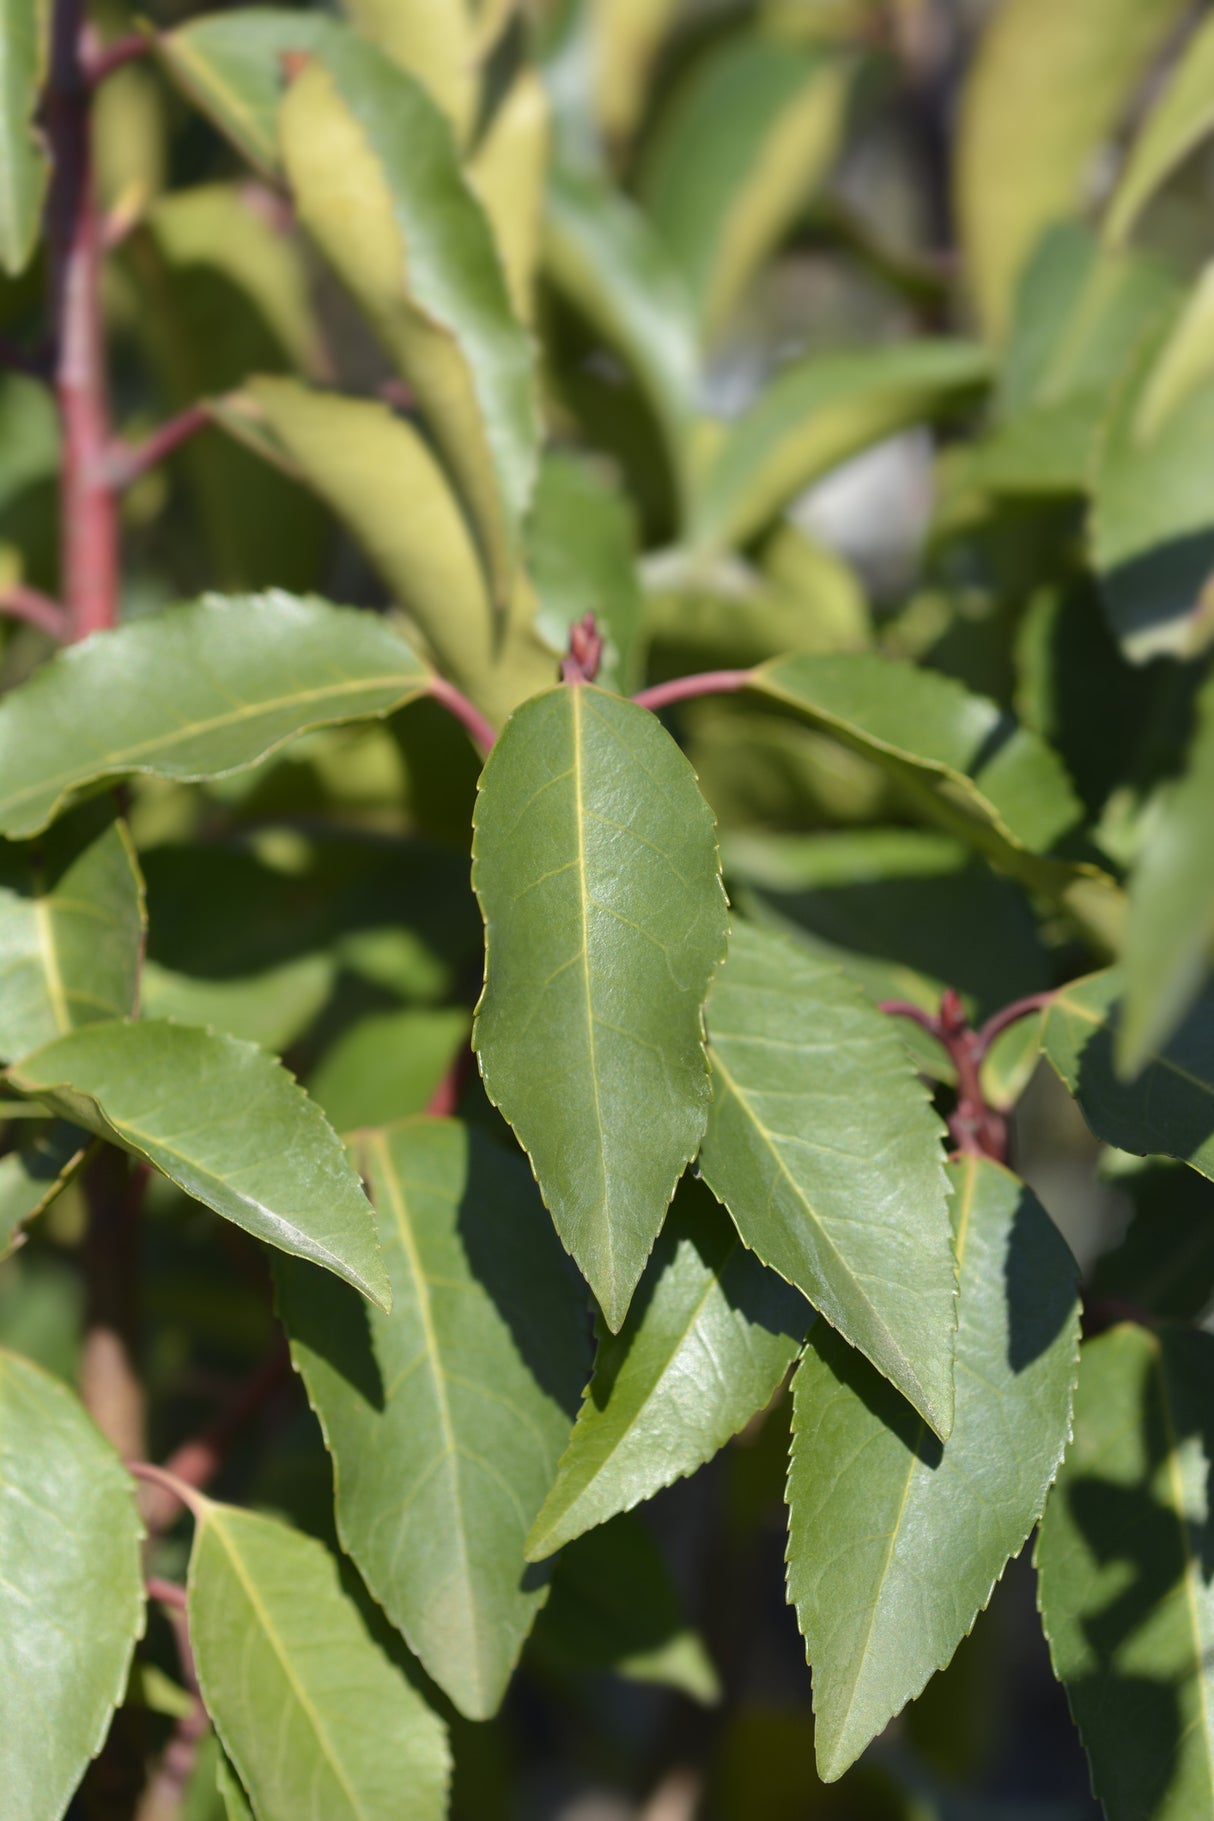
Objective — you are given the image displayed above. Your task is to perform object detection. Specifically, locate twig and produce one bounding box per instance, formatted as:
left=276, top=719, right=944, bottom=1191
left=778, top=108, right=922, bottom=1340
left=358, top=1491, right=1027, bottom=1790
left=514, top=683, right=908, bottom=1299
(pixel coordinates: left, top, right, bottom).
left=127, top=1460, right=205, bottom=1522
left=145, top=1577, right=187, bottom=1613
left=0, top=583, right=67, bottom=640
left=428, top=676, right=497, bottom=756
left=101, top=402, right=212, bottom=492
left=878, top=998, right=941, bottom=1036
left=633, top=669, right=753, bottom=714
left=84, top=30, right=151, bottom=85
left=973, top=990, right=1054, bottom=1059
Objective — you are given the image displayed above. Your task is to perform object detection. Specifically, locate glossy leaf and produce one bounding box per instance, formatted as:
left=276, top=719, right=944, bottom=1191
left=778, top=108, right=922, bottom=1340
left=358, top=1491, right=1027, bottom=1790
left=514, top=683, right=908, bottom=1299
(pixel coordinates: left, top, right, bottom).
left=280, top=34, right=539, bottom=598
left=8, top=1020, right=391, bottom=1308
left=787, top=1158, right=1079, bottom=1782
left=699, top=920, right=955, bottom=1437
left=278, top=1117, right=589, bottom=1719
left=955, top=0, right=1188, bottom=338
left=189, top=1498, right=450, bottom=1821
left=468, top=70, right=550, bottom=323
left=1105, top=11, right=1214, bottom=247
left=472, top=684, right=728, bottom=1331
left=0, top=592, right=429, bottom=839
left=640, top=34, right=853, bottom=344
left=0, top=0, right=49, bottom=275
left=527, top=1175, right=808, bottom=1559
left=0, top=1348, right=145, bottom=1819
left=1037, top=1325, right=1214, bottom=1821
left=1043, top=970, right=1214, bottom=1183
left=0, top=803, right=144, bottom=1066
left=0, top=1121, right=88, bottom=1260
left=690, top=342, right=991, bottom=552
left=1119, top=665, right=1214, bottom=1070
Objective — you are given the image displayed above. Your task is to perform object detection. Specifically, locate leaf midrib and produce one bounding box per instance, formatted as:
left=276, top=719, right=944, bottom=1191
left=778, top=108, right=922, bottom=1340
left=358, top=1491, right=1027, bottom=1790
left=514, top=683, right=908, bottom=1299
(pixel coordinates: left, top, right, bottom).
left=569, top=688, right=612, bottom=1276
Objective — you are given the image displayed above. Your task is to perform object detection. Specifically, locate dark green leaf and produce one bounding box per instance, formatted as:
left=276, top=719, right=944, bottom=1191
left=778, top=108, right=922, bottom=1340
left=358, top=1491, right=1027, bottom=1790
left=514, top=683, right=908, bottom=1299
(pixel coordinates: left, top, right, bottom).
left=0, top=1348, right=145, bottom=1819
left=0, top=0, right=50, bottom=275
left=278, top=1117, right=590, bottom=1719
left=8, top=1020, right=391, bottom=1308
left=0, top=1121, right=88, bottom=1260
left=1090, top=1154, right=1214, bottom=1322
left=699, top=921, right=955, bottom=1437
left=527, top=1174, right=808, bottom=1559
left=472, top=684, right=728, bottom=1330
left=787, top=1158, right=1079, bottom=1781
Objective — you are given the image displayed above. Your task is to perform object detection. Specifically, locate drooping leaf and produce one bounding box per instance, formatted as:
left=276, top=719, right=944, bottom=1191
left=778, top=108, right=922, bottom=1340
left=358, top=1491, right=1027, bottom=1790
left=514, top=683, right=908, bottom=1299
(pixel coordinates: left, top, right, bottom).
left=0, top=1121, right=89, bottom=1260
left=0, top=592, right=430, bottom=840
left=189, top=1498, right=450, bottom=1821
left=527, top=1174, right=808, bottom=1559
left=0, top=803, right=144, bottom=1066
left=639, top=33, right=854, bottom=345
left=690, top=342, right=991, bottom=552
left=1043, top=969, right=1214, bottom=1183
left=1036, top=1324, right=1214, bottom=1821
left=1092, top=272, right=1214, bottom=663
left=1105, top=11, right=1214, bottom=247
left=786, top=1158, right=1079, bottom=1782
left=338, top=0, right=478, bottom=139
left=472, top=684, right=728, bottom=1331
left=525, top=452, right=644, bottom=694
left=231, top=380, right=554, bottom=728
left=468, top=69, right=550, bottom=323
left=699, top=920, right=954, bottom=1435
left=8, top=1020, right=391, bottom=1308
left=0, top=1348, right=145, bottom=1819
left=0, top=0, right=50, bottom=275
left=280, top=34, right=539, bottom=598
left=1118, top=666, right=1214, bottom=1070
left=955, top=0, right=1189, bottom=338
left=278, top=1117, right=590, bottom=1719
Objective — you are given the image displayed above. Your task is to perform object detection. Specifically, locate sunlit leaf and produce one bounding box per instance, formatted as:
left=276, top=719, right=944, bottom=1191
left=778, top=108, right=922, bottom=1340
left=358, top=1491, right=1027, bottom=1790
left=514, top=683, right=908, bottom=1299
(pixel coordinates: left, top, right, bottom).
left=0, top=0, right=50, bottom=275
left=339, top=0, right=478, bottom=139
left=468, top=70, right=550, bottom=323
left=1105, top=11, right=1214, bottom=247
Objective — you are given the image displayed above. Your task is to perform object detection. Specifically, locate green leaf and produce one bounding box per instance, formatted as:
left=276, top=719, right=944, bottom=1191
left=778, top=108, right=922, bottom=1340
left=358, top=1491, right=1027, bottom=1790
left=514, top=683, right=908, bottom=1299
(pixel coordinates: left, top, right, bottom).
left=189, top=1498, right=450, bottom=1821
left=338, top=0, right=478, bottom=140
left=526, top=453, right=644, bottom=694
left=699, top=920, right=954, bottom=1437
left=1105, top=11, right=1214, bottom=247
left=955, top=0, right=1189, bottom=338
left=748, top=652, right=1119, bottom=945
left=1043, top=969, right=1214, bottom=1183
left=0, top=592, right=430, bottom=840
left=787, top=1158, right=1079, bottom=1782
left=472, top=684, right=728, bottom=1330
left=590, top=0, right=679, bottom=146
left=1091, top=274, right=1214, bottom=663
left=690, top=342, right=991, bottom=552
left=1118, top=667, right=1214, bottom=1070
left=1036, top=1324, right=1214, bottom=1821
left=0, top=1347, right=145, bottom=1819
left=278, top=1117, right=590, bottom=1719
left=232, top=380, right=555, bottom=728
left=531, top=1510, right=720, bottom=1703
left=639, top=34, right=853, bottom=345
left=215, top=1749, right=255, bottom=1821
left=308, top=1009, right=468, bottom=1134
left=0, top=803, right=145, bottom=1065
left=1090, top=1154, right=1214, bottom=1322
left=0, top=1121, right=88, bottom=1260
left=279, top=34, right=539, bottom=599
left=0, top=0, right=50, bottom=276
left=8, top=1020, right=391, bottom=1309
left=468, top=69, right=550, bottom=324
left=527, top=1174, right=808, bottom=1559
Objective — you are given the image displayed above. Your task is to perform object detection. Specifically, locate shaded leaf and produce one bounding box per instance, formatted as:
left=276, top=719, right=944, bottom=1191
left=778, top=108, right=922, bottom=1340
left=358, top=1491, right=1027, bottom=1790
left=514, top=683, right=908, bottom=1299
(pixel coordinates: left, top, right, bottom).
left=0, top=1121, right=88, bottom=1260
left=308, top=1008, right=469, bottom=1134
left=279, top=1117, right=590, bottom=1719
left=527, top=1174, right=808, bottom=1559
left=0, top=1348, right=145, bottom=1819
left=189, top=1498, right=449, bottom=1821
left=788, top=1158, right=1079, bottom=1782
left=0, top=592, right=429, bottom=839
left=472, top=684, right=728, bottom=1331
left=699, top=920, right=955, bottom=1437
left=1105, top=10, right=1214, bottom=247
left=8, top=1019, right=391, bottom=1308
left=0, top=803, right=144, bottom=1066
left=1037, top=1324, right=1214, bottom=1821
left=0, top=0, right=50, bottom=275
left=1090, top=1154, right=1214, bottom=1322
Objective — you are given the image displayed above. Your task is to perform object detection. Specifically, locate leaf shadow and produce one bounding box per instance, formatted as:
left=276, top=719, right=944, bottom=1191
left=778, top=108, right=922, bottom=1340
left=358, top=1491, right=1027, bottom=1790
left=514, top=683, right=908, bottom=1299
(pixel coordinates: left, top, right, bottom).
left=273, top=1255, right=386, bottom=1411
left=809, top=1319, right=943, bottom=1468
left=1104, top=527, right=1214, bottom=658
left=1073, top=987, right=1214, bottom=1165
left=1004, top=1182, right=1078, bottom=1373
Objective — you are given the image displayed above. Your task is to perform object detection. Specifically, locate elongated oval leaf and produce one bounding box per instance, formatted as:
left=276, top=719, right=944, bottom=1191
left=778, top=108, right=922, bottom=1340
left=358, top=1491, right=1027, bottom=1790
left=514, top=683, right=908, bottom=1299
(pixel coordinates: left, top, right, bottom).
left=787, top=1158, right=1079, bottom=1782
left=527, top=1174, right=808, bottom=1559
left=1043, top=969, right=1214, bottom=1182
left=0, top=592, right=429, bottom=839
left=1105, top=11, right=1214, bottom=248
left=955, top=0, right=1188, bottom=338
left=280, top=36, right=539, bottom=598
left=698, top=920, right=954, bottom=1436
left=0, top=0, right=49, bottom=275
left=0, top=1348, right=145, bottom=1819
left=468, top=70, right=550, bottom=324
left=278, top=1117, right=590, bottom=1719
left=339, top=0, right=478, bottom=139
left=1037, top=1324, right=1214, bottom=1821
left=8, top=1020, right=391, bottom=1308
left=472, top=684, right=728, bottom=1331
left=189, top=1499, right=449, bottom=1821
left=690, top=342, right=991, bottom=552
left=0, top=803, right=144, bottom=1065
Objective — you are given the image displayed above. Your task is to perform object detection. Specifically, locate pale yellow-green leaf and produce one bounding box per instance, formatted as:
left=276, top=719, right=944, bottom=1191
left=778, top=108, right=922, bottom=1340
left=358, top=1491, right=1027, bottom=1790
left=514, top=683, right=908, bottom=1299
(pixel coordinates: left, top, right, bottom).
left=955, top=0, right=1187, bottom=339
left=1105, top=12, right=1214, bottom=247
left=469, top=70, right=551, bottom=324
left=339, top=0, right=478, bottom=142
left=591, top=0, right=679, bottom=146
left=0, top=0, right=50, bottom=275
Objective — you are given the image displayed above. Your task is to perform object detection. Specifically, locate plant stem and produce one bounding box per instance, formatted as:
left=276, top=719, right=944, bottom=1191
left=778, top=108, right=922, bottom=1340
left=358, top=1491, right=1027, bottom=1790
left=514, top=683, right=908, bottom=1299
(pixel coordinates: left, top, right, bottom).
left=135, top=1579, right=209, bottom=1821
left=146, top=1577, right=188, bottom=1613
left=128, top=1460, right=205, bottom=1521
left=428, top=676, right=497, bottom=755
left=632, top=669, right=753, bottom=714
left=103, top=402, right=212, bottom=492
left=0, top=583, right=67, bottom=640
left=973, top=990, right=1054, bottom=1059
left=85, top=30, right=151, bottom=85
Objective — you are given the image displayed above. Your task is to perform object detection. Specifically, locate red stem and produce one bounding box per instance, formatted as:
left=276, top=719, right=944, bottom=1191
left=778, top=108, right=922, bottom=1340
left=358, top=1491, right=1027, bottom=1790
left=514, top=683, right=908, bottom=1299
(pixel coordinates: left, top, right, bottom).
left=428, top=676, right=496, bottom=756
left=974, top=991, right=1054, bottom=1059
left=632, top=669, right=753, bottom=714
left=145, top=1577, right=187, bottom=1613
left=84, top=30, right=151, bottom=85
left=877, top=998, right=940, bottom=1036
left=0, top=583, right=67, bottom=640
left=102, top=402, right=212, bottom=492
left=127, top=1460, right=204, bottom=1521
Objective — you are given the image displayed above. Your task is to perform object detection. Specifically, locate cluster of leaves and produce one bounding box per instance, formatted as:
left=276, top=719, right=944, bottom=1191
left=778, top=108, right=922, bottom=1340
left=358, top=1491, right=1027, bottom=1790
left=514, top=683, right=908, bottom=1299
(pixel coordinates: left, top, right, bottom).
left=3, top=0, right=1214, bottom=1817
